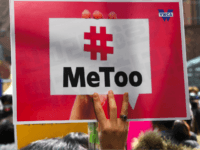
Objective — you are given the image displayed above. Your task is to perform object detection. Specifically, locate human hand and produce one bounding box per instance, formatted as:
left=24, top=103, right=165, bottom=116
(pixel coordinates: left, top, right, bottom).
left=93, top=90, right=129, bottom=150
left=70, top=10, right=118, bottom=120
left=70, top=95, right=107, bottom=120
left=70, top=95, right=95, bottom=120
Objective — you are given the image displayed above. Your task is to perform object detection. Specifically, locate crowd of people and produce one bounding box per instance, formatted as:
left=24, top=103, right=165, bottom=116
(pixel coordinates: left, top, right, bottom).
left=0, top=87, right=200, bottom=149
left=131, top=86, right=200, bottom=149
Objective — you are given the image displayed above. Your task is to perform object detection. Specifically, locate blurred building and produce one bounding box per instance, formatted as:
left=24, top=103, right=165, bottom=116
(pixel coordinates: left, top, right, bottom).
left=0, top=0, right=10, bottom=81
left=184, top=0, right=200, bottom=61
left=187, top=56, right=200, bottom=89
left=184, top=0, right=200, bottom=88
left=0, top=0, right=10, bottom=65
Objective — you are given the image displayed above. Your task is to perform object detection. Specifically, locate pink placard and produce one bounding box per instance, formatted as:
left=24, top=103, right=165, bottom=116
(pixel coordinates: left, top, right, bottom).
left=127, top=121, right=153, bottom=150
left=10, top=0, right=189, bottom=123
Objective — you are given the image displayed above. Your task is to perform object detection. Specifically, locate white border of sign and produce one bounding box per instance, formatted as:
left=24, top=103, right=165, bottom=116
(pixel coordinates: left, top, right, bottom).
left=10, top=0, right=189, bottom=124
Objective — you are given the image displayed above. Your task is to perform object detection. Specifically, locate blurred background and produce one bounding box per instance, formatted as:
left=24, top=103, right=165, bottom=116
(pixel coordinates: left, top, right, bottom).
left=184, top=0, right=200, bottom=90
left=0, top=0, right=11, bottom=94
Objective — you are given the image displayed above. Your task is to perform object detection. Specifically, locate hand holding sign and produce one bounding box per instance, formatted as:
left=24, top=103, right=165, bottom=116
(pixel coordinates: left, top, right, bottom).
left=70, top=95, right=107, bottom=120
left=70, top=10, right=117, bottom=120
left=50, top=10, right=151, bottom=110
left=93, top=90, right=129, bottom=150
left=70, top=95, right=96, bottom=120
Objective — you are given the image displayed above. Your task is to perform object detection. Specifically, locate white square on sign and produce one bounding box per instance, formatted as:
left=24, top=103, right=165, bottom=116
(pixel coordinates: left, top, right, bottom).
left=49, top=19, right=151, bottom=109
left=97, top=40, right=100, bottom=46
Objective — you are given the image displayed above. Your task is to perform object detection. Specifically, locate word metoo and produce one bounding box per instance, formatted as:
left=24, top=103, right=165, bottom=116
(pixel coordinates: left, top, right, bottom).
left=63, top=67, right=142, bottom=87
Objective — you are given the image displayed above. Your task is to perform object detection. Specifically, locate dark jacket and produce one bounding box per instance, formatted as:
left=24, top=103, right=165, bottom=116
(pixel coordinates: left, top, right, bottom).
left=189, top=131, right=197, bottom=141
left=181, top=140, right=200, bottom=149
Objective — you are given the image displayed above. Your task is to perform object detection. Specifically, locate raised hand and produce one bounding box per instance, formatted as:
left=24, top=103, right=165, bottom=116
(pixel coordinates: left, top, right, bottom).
left=93, top=90, right=129, bottom=150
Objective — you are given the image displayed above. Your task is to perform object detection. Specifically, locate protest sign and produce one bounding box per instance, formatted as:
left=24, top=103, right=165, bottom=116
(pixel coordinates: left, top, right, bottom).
left=10, top=0, right=190, bottom=123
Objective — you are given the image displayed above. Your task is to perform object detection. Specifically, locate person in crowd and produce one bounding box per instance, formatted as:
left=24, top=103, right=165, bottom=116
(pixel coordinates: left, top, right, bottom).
left=0, top=95, right=15, bottom=147
left=0, top=60, right=10, bottom=79
left=0, top=120, right=14, bottom=144
left=0, top=95, right=13, bottom=124
left=173, top=120, right=200, bottom=149
left=133, top=130, right=194, bottom=150
left=183, top=102, right=197, bottom=141
left=63, top=132, right=89, bottom=149
left=188, top=86, right=200, bottom=134
left=185, top=103, right=195, bottom=132
left=173, top=120, right=192, bottom=142
left=152, top=120, right=175, bottom=140
left=189, top=86, right=199, bottom=96
left=152, top=120, right=200, bottom=149
left=22, top=90, right=129, bottom=150
left=21, top=132, right=89, bottom=150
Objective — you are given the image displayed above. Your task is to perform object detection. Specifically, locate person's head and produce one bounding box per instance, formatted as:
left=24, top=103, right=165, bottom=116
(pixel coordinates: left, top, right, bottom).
left=21, top=138, right=70, bottom=150
left=189, top=86, right=199, bottom=95
left=0, top=95, right=12, bottom=112
left=21, top=132, right=89, bottom=150
left=0, top=120, right=14, bottom=144
left=63, top=132, right=89, bottom=149
left=0, top=95, right=12, bottom=105
left=133, top=130, right=192, bottom=150
left=185, top=104, right=194, bottom=129
left=152, top=120, right=175, bottom=131
left=172, top=120, right=190, bottom=142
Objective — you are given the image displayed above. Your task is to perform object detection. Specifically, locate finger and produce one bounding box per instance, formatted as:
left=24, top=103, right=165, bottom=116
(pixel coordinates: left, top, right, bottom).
left=76, top=95, right=86, bottom=103
left=85, top=95, right=93, bottom=103
left=93, top=10, right=103, bottom=19
left=93, top=93, right=107, bottom=127
left=77, top=95, right=86, bottom=99
left=120, top=92, right=129, bottom=117
left=88, top=95, right=93, bottom=99
left=76, top=95, right=92, bottom=103
left=82, top=9, right=91, bottom=18
left=108, top=90, right=117, bottom=125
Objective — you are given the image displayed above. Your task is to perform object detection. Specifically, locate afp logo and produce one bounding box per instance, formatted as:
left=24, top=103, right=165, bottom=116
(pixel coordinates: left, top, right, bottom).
left=158, top=9, right=173, bottom=21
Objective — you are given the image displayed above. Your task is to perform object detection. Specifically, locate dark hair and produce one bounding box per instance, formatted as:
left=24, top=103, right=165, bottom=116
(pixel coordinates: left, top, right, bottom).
left=0, top=95, right=12, bottom=105
left=21, top=138, right=68, bottom=150
left=185, top=119, right=192, bottom=128
left=0, top=121, right=14, bottom=144
left=152, top=121, right=175, bottom=130
left=21, top=132, right=89, bottom=150
left=63, top=132, right=89, bottom=149
left=172, top=120, right=190, bottom=142
left=0, top=95, right=13, bottom=119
